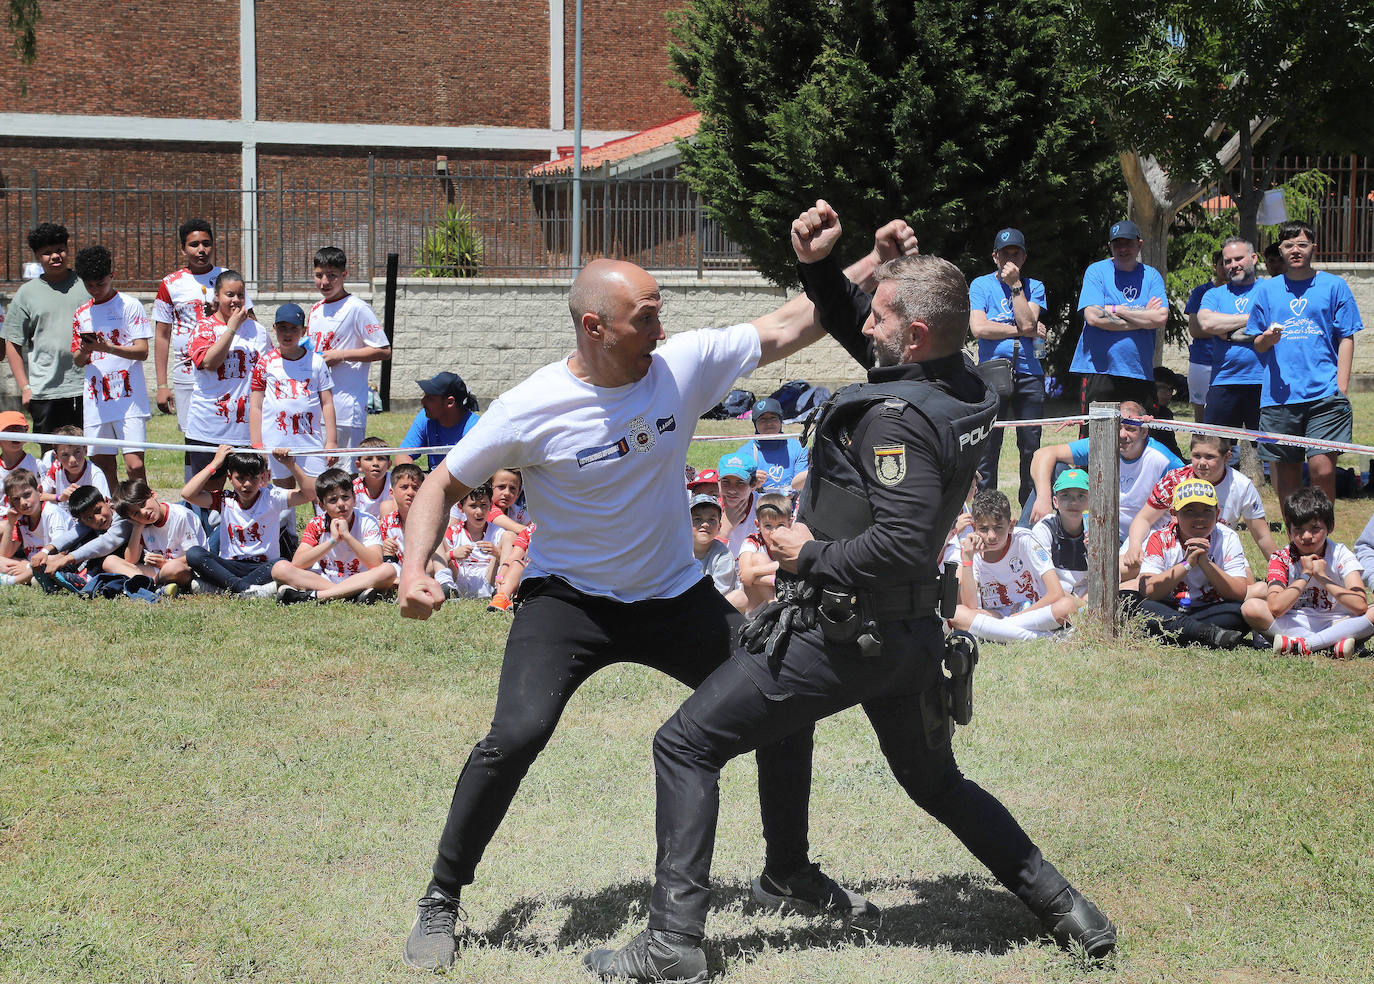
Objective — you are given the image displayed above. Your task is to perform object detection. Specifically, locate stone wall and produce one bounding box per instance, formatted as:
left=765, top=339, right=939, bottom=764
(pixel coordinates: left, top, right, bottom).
left=5, top=263, right=1374, bottom=411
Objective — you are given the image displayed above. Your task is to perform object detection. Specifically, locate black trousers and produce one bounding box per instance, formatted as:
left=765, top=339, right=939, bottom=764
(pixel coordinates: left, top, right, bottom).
left=1134, top=598, right=1247, bottom=643
left=428, top=576, right=815, bottom=898
left=648, top=616, right=1068, bottom=939
left=979, top=372, right=1044, bottom=506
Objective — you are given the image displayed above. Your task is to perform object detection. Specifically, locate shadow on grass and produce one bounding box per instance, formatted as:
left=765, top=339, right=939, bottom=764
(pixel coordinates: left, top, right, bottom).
left=474, top=873, right=1038, bottom=965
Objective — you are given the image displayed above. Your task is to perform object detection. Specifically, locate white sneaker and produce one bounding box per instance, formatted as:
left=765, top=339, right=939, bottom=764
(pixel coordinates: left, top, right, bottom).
left=0, top=573, right=17, bottom=587
left=1332, top=637, right=1358, bottom=659
left=239, top=582, right=278, bottom=599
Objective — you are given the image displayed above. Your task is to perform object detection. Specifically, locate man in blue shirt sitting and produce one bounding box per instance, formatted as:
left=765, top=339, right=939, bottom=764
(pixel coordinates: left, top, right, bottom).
left=733, top=397, right=808, bottom=497
left=396, top=371, right=481, bottom=471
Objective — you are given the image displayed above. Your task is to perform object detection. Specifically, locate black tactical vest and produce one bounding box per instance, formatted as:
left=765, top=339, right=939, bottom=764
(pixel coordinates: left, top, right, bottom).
left=796, top=365, right=999, bottom=581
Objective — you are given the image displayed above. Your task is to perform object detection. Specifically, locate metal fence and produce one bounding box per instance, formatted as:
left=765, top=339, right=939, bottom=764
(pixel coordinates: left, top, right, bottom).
left=0, top=159, right=751, bottom=291
left=1201, top=154, right=1374, bottom=262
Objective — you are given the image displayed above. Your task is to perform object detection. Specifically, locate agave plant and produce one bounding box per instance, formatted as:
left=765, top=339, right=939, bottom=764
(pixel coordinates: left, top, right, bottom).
left=415, top=205, right=484, bottom=277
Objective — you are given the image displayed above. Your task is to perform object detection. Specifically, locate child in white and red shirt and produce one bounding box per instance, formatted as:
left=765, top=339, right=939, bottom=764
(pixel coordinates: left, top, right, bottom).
left=182, top=446, right=315, bottom=596
left=353, top=438, right=394, bottom=522
left=1242, top=487, right=1374, bottom=658
left=1, top=467, right=74, bottom=586
left=40, top=425, right=110, bottom=521
left=484, top=467, right=532, bottom=612
left=438, top=483, right=499, bottom=600
left=184, top=271, right=270, bottom=476
left=70, top=245, right=154, bottom=488
left=0, top=410, right=39, bottom=523
left=250, top=303, right=336, bottom=485
left=953, top=489, right=1074, bottom=643
left=738, top=492, right=791, bottom=614
left=308, top=247, right=390, bottom=470
left=273, top=467, right=384, bottom=604
left=107, top=479, right=205, bottom=591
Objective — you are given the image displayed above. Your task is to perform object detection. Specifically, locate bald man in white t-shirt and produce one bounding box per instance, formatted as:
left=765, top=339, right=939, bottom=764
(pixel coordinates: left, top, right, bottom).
left=396, top=214, right=920, bottom=971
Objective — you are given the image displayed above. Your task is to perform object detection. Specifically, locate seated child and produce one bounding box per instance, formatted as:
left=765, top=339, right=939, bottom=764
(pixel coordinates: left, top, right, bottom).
left=0, top=468, right=75, bottom=586
left=274, top=467, right=384, bottom=604
left=31, top=484, right=133, bottom=585
left=1125, top=478, right=1251, bottom=649
left=485, top=467, right=532, bottom=613
left=107, top=479, right=206, bottom=593
left=1242, top=487, right=1374, bottom=658
left=689, top=492, right=741, bottom=608
left=40, top=425, right=110, bottom=520
left=352, top=437, right=394, bottom=522
left=1030, top=468, right=1089, bottom=598
left=952, top=489, right=1075, bottom=642
left=738, top=492, right=791, bottom=614
left=183, top=446, right=316, bottom=597
left=438, top=482, right=499, bottom=600
left=0, top=410, right=39, bottom=522
left=250, top=302, right=337, bottom=488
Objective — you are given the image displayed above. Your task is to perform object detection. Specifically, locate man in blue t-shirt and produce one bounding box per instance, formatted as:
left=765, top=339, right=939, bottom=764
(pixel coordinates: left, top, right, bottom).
left=968, top=227, right=1047, bottom=505
left=1195, top=237, right=1263, bottom=432
left=733, top=397, right=808, bottom=496
left=1070, top=219, right=1169, bottom=414
left=1183, top=251, right=1223, bottom=421
left=1244, top=220, right=1364, bottom=507
left=395, top=371, right=481, bottom=471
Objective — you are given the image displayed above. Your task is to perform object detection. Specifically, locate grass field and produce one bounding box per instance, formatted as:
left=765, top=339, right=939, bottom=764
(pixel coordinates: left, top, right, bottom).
left=2, top=403, right=1373, bottom=983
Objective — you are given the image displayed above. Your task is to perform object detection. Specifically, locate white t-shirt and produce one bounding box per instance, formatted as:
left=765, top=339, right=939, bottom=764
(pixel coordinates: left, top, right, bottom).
left=41, top=458, right=110, bottom=522
left=353, top=473, right=393, bottom=523
left=1140, top=521, right=1250, bottom=605
left=72, top=292, right=153, bottom=425
left=307, top=294, right=388, bottom=429
left=0, top=453, right=38, bottom=520
left=380, top=510, right=405, bottom=561
left=1145, top=465, right=1265, bottom=532
left=1266, top=540, right=1363, bottom=615
left=10, top=502, right=74, bottom=559
left=252, top=348, right=333, bottom=452
left=136, top=501, right=206, bottom=559
left=444, top=520, right=499, bottom=597
left=723, top=495, right=758, bottom=559
left=153, top=267, right=254, bottom=387
left=219, top=485, right=291, bottom=561
left=1115, top=445, right=1180, bottom=542
left=186, top=316, right=271, bottom=444
left=300, top=511, right=382, bottom=582
left=443, top=323, right=761, bottom=602
left=972, top=528, right=1056, bottom=616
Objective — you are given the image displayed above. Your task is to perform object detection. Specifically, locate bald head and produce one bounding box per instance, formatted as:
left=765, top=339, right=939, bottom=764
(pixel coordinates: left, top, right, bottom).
left=1120, top=401, right=1146, bottom=419
left=569, top=259, right=653, bottom=331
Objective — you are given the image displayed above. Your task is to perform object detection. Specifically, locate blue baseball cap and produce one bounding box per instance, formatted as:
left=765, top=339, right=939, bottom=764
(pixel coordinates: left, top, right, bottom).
left=1109, top=220, right=1141, bottom=241
left=752, top=398, right=783, bottom=421
left=993, top=228, right=1026, bottom=250
left=273, top=302, right=306, bottom=327
left=717, top=453, right=752, bottom=481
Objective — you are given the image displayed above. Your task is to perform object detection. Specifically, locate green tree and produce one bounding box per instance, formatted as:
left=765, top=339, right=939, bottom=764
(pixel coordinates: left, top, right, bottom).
left=1070, top=1, right=1374, bottom=272
left=669, top=0, right=1121, bottom=368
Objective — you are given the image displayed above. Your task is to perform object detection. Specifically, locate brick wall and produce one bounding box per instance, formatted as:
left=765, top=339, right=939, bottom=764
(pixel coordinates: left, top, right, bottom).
left=563, top=0, right=692, bottom=131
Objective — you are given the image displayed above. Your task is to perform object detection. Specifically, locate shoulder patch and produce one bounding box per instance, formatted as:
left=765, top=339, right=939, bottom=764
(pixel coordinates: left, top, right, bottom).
left=873, top=443, right=906, bottom=486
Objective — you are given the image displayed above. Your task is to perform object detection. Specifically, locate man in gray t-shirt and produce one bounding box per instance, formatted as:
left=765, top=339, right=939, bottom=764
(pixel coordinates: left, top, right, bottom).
left=2, top=223, right=90, bottom=439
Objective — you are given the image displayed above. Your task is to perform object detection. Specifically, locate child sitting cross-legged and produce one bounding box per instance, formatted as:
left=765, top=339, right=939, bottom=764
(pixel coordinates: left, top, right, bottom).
left=0, top=468, right=74, bottom=586
left=1030, top=468, right=1089, bottom=599
left=952, top=489, right=1076, bottom=642
left=104, top=479, right=205, bottom=595
left=184, top=446, right=316, bottom=597
left=438, top=482, right=499, bottom=600
left=274, top=467, right=384, bottom=604
left=1123, top=478, right=1252, bottom=649
left=1242, top=487, right=1374, bottom=658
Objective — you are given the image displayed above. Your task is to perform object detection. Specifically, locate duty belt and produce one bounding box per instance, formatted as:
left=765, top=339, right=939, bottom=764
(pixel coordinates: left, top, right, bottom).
left=865, top=581, right=942, bottom=620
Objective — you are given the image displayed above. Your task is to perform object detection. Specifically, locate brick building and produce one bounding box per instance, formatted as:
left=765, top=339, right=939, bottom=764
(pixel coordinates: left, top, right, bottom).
left=0, top=0, right=694, bottom=286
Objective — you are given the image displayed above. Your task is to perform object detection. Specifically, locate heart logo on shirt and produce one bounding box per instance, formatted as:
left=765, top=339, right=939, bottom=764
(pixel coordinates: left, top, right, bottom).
left=1235, top=297, right=1249, bottom=313
left=1289, top=297, right=1308, bottom=317
left=1123, top=286, right=1138, bottom=301
left=999, top=297, right=1012, bottom=315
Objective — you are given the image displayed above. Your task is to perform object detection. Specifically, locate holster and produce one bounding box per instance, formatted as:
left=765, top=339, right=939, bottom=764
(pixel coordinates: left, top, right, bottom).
left=919, top=629, right=980, bottom=749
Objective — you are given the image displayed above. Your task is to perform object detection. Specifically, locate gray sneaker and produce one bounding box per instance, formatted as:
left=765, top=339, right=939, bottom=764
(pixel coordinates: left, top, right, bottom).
left=582, top=928, right=706, bottom=984
left=239, top=581, right=278, bottom=599
left=402, top=888, right=464, bottom=970
left=752, top=862, right=879, bottom=919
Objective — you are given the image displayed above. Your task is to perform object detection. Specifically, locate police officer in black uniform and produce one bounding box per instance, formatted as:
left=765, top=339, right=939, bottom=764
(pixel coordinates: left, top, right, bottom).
left=584, top=202, right=1116, bottom=984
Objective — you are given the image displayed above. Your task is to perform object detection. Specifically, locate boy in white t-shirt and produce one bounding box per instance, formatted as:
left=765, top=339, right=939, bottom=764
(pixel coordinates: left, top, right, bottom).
left=40, top=425, right=110, bottom=521
left=1, top=468, right=73, bottom=586
left=275, top=467, right=384, bottom=604
left=1128, top=478, right=1251, bottom=649
left=69, top=245, right=153, bottom=488
left=1, top=410, right=40, bottom=522
left=107, top=478, right=205, bottom=592
left=1242, top=487, right=1374, bottom=658
left=183, top=446, right=316, bottom=596
left=953, top=489, right=1075, bottom=643
left=484, top=467, right=532, bottom=613
left=250, top=302, right=336, bottom=486
left=307, top=246, right=391, bottom=470
left=439, top=482, right=499, bottom=599
left=353, top=437, right=394, bottom=521
left=738, top=492, right=792, bottom=614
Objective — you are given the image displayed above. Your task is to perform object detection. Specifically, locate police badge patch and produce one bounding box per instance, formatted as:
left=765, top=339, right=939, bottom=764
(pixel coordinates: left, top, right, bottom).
left=873, top=444, right=906, bottom=486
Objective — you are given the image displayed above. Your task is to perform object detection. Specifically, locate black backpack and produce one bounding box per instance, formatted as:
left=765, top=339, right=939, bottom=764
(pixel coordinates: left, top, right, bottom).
left=702, top=388, right=756, bottom=420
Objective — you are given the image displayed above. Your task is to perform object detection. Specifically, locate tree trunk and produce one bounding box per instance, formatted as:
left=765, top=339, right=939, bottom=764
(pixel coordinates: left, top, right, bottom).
left=1120, top=150, right=1199, bottom=364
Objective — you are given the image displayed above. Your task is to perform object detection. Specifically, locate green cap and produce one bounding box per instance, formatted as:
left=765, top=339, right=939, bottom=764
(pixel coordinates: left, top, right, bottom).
left=1053, top=468, right=1090, bottom=494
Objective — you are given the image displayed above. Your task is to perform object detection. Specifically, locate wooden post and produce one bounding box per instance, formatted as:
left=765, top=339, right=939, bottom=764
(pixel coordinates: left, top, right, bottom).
left=1087, top=402, right=1121, bottom=635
